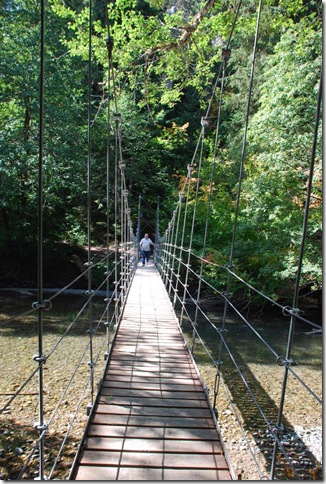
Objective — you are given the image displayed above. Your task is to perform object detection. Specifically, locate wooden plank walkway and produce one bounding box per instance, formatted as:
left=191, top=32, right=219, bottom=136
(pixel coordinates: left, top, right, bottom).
left=71, top=262, right=232, bottom=480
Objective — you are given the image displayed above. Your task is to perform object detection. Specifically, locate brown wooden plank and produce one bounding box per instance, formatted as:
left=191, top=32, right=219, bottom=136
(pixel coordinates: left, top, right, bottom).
left=95, top=403, right=212, bottom=418
left=98, top=396, right=211, bottom=408
left=87, top=424, right=224, bottom=440
left=100, top=388, right=207, bottom=400
left=102, top=381, right=203, bottom=392
left=162, top=468, right=232, bottom=480
left=107, top=368, right=200, bottom=378
left=74, top=465, right=231, bottom=481
left=84, top=437, right=223, bottom=454
left=103, top=375, right=201, bottom=384
left=79, top=450, right=228, bottom=469
left=91, top=413, right=215, bottom=428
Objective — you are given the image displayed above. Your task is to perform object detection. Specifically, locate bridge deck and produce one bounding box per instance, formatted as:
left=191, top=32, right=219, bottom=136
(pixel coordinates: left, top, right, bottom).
left=72, top=263, right=232, bottom=480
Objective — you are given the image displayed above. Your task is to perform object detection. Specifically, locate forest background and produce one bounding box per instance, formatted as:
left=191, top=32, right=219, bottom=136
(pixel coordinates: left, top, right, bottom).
left=0, top=0, right=322, bottom=311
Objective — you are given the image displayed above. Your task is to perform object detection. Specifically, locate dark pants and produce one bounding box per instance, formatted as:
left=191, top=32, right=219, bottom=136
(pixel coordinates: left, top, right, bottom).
left=141, top=250, right=150, bottom=265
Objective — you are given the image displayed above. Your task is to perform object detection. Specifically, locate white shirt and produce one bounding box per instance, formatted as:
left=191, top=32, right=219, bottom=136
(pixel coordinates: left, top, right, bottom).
left=140, top=237, right=153, bottom=251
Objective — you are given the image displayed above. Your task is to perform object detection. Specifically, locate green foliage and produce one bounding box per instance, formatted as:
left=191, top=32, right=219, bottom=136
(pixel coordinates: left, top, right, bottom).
left=0, top=0, right=322, bottom=305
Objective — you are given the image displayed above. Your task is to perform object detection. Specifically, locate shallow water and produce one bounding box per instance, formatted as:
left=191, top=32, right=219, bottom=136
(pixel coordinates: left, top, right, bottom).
left=175, top=303, right=322, bottom=479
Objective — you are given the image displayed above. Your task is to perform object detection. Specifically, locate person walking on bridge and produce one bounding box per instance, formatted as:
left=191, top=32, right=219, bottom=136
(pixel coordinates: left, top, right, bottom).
left=139, top=233, right=154, bottom=266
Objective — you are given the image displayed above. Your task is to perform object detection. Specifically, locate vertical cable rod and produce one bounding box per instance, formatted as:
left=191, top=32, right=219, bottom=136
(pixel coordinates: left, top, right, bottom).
left=193, top=51, right=229, bottom=353
left=222, top=0, right=263, bottom=330
left=163, top=212, right=173, bottom=287
left=114, top=113, right=120, bottom=325
left=173, top=135, right=203, bottom=309
left=86, top=0, right=94, bottom=410
left=270, top=68, right=322, bottom=479
left=166, top=208, right=177, bottom=292
left=169, top=194, right=183, bottom=299
left=136, top=195, right=142, bottom=265
left=105, top=29, right=113, bottom=356
left=154, top=196, right=160, bottom=265
left=180, top=124, right=206, bottom=326
left=35, top=0, right=46, bottom=478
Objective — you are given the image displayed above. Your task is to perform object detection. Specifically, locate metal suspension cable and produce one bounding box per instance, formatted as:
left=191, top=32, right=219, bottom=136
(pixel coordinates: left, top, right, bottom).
left=49, top=344, right=105, bottom=480
left=172, top=136, right=203, bottom=307
left=48, top=380, right=90, bottom=480
left=270, top=68, right=323, bottom=479
left=163, top=2, right=243, bottom=308
left=0, top=367, right=38, bottom=414
left=34, top=0, right=46, bottom=477
left=162, top=206, right=175, bottom=287
left=203, top=0, right=242, bottom=120
left=106, top=20, right=135, bottom=324
left=180, top=121, right=206, bottom=326
left=108, top=34, right=120, bottom=327
left=169, top=253, right=319, bottom=478
left=3, top=5, right=139, bottom=481
left=193, top=49, right=230, bottom=339
left=221, top=0, right=263, bottom=331
left=0, top=268, right=117, bottom=416
left=172, top=169, right=191, bottom=302
left=201, top=325, right=302, bottom=479
left=169, top=193, right=184, bottom=298
left=180, top=252, right=321, bottom=328
left=165, top=244, right=322, bottom=407
left=154, top=196, right=160, bottom=263
left=105, top=22, right=114, bottom=356
left=86, top=0, right=95, bottom=412
left=53, top=317, right=110, bottom=481
left=155, top=2, right=321, bottom=479
left=136, top=194, right=142, bottom=246
left=0, top=251, right=116, bottom=329
left=114, top=113, right=120, bottom=324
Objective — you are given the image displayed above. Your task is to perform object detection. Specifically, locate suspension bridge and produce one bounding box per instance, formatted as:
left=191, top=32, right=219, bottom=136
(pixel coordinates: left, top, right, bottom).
left=70, top=263, right=232, bottom=480
left=0, top=0, right=322, bottom=481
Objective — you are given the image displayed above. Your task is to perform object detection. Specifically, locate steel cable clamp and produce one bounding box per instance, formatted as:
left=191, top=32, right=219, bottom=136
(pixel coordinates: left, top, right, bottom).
left=32, top=300, right=52, bottom=311
left=276, top=356, right=297, bottom=367
left=106, top=36, right=114, bottom=57
left=282, top=306, right=301, bottom=317
left=201, top=117, right=210, bottom=128
left=221, top=48, right=231, bottom=60
left=33, top=353, right=47, bottom=364
left=34, top=421, right=48, bottom=433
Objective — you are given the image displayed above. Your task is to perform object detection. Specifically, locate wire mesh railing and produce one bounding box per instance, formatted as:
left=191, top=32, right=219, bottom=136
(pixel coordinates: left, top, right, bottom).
left=154, top=241, right=322, bottom=480
left=0, top=242, right=138, bottom=480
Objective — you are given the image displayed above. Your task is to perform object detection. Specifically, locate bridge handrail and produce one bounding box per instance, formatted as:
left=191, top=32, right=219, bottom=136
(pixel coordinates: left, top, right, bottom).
left=155, top=240, right=322, bottom=480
